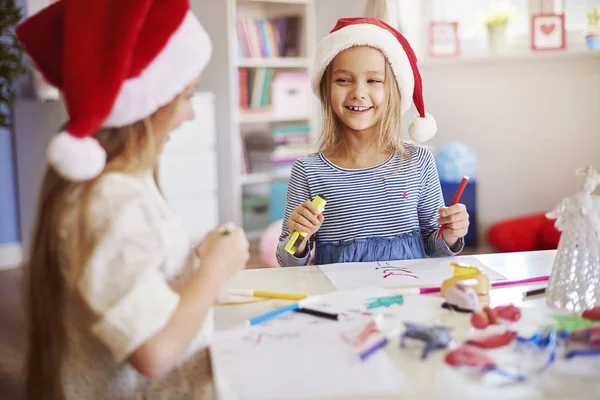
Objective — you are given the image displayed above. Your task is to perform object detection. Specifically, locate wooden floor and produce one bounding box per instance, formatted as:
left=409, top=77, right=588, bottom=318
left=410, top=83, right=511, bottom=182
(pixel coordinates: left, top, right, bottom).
left=0, top=242, right=492, bottom=398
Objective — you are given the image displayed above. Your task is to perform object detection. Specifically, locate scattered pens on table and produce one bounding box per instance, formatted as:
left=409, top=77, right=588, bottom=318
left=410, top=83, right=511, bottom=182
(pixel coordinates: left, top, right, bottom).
left=294, top=307, right=339, bottom=321
left=523, top=287, right=546, bottom=299
left=244, top=296, right=320, bottom=327
left=228, top=289, right=308, bottom=301
left=437, top=175, right=469, bottom=240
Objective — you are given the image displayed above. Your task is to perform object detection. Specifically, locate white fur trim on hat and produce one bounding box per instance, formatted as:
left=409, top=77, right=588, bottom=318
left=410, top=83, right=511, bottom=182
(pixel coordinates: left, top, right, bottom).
left=408, top=113, right=437, bottom=143
left=102, top=12, right=212, bottom=127
left=311, top=23, right=414, bottom=113
left=47, top=132, right=106, bottom=181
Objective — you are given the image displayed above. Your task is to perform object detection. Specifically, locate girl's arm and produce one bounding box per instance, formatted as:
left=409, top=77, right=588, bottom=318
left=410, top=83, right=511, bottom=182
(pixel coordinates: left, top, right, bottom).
left=417, top=148, right=465, bottom=257
left=77, top=175, right=245, bottom=379
left=276, top=160, right=313, bottom=267
left=127, top=262, right=221, bottom=378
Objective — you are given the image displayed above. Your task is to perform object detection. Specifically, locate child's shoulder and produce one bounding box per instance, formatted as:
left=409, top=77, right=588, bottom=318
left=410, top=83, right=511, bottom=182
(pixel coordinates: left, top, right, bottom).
left=290, top=153, right=325, bottom=173
left=89, top=172, right=155, bottom=213
left=401, top=143, right=436, bottom=166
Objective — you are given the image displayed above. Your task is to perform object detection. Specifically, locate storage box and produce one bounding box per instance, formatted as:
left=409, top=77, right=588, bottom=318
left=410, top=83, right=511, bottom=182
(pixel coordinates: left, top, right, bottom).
left=271, top=72, right=310, bottom=118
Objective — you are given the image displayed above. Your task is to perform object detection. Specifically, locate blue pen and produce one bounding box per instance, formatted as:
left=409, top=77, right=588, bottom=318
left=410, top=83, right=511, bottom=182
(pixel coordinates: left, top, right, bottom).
left=245, top=296, right=320, bottom=327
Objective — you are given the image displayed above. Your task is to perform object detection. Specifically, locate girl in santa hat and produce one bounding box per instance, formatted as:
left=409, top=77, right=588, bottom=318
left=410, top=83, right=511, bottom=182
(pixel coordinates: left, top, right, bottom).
left=16, top=1, right=248, bottom=398
left=277, top=17, right=470, bottom=267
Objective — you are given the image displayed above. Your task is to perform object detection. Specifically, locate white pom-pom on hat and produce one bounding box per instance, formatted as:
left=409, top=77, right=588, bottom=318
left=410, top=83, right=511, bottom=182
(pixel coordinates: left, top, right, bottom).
left=47, top=132, right=106, bottom=181
left=408, top=113, right=437, bottom=143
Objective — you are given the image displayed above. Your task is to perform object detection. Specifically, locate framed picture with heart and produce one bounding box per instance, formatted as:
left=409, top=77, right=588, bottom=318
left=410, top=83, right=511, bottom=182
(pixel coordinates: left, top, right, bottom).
left=531, top=13, right=566, bottom=51
left=428, top=21, right=460, bottom=57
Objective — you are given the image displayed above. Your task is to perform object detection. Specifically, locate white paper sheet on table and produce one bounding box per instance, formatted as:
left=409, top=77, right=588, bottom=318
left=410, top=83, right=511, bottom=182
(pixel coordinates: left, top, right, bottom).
left=210, top=322, right=411, bottom=400
left=318, top=256, right=507, bottom=290
left=253, top=287, right=446, bottom=329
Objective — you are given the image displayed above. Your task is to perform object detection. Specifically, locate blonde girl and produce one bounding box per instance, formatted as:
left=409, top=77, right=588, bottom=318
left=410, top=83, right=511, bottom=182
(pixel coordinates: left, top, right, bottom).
left=277, top=17, right=469, bottom=267
left=17, top=0, right=248, bottom=398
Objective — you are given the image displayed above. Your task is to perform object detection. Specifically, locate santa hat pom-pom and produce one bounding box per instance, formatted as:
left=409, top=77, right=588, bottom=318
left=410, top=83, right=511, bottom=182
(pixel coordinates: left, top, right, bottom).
left=47, top=132, right=107, bottom=181
left=408, top=113, right=437, bottom=143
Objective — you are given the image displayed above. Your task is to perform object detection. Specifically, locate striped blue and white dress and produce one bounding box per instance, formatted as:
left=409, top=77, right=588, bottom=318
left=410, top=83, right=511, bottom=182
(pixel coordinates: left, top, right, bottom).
left=276, top=144, right=464, bottom=267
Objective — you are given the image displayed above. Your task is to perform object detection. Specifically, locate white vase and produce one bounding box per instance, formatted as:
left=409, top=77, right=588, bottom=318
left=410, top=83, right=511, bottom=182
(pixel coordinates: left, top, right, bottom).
left=545, top=166, right=600, bottom=312
left=487, top=24, right=507, bottom=55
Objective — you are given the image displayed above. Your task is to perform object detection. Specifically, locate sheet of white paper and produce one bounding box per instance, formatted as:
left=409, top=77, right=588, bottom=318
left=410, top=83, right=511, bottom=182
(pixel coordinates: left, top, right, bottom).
left=210, top=322, right=411, bottom=400
left=318, top=256, right=506, bottom=290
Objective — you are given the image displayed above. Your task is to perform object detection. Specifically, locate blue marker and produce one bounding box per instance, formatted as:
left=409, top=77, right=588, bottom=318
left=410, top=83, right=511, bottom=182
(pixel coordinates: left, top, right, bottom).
left=245, top=296, right=320, bottom=327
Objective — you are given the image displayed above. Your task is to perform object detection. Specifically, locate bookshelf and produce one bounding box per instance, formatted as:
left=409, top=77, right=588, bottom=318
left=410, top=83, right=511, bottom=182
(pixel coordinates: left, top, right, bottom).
left=226, top=0, right=318, bottom=238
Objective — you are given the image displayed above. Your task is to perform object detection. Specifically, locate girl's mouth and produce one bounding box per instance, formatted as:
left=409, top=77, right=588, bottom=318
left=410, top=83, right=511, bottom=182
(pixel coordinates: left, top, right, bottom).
left=345, top=105, right=373, bottom=114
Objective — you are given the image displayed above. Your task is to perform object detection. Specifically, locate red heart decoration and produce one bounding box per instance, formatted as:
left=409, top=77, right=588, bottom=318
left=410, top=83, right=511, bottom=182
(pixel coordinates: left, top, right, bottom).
left=540, top=23, right=556, bottom=35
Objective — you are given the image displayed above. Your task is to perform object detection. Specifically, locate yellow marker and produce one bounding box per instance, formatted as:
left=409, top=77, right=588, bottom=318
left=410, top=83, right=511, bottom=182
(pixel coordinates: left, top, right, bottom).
left=284, top=194, right=327, bottom=255
left=440, top=262, right=491, bottom=296
left=228, top=289, right=308, bottom=301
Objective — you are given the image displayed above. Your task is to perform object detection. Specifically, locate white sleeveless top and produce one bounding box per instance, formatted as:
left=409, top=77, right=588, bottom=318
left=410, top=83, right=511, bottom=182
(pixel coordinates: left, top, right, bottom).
left=59, top=172, right=214, bottom=399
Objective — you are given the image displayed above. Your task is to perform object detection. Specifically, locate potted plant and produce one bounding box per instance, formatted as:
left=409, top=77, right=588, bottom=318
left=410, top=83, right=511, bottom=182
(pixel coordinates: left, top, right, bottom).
left=0, top=0, right=27, bottom=128
left=585, top=8, right=600, bottom=51
left=478, top=0, right=517, bottom=55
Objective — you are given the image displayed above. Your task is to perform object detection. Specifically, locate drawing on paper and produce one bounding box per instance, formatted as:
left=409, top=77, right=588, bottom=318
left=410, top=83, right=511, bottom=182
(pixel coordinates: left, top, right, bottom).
left=242, top=331, right=301, bottom=345
left=376, top=262, right=418, bottom=279
left=366, top=295, right=404, bottom=310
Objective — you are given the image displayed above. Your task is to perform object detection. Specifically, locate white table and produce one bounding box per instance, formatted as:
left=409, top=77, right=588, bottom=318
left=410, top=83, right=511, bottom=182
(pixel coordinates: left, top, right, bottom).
left=209, top=250, right=600, bottom=400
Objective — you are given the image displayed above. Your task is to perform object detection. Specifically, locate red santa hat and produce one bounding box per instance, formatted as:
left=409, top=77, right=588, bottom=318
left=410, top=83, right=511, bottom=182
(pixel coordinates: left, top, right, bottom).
left=16, top=0, right=211, bottom=181
left=311, top=17, right=436, bottom=143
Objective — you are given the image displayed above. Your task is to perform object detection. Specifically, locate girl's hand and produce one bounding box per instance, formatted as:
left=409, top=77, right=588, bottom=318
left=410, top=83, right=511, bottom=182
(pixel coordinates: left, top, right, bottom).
left=288, top=200, right=324, bottom=238
left=195, top=223, right=249, bottom=280
left=438, top=204, right=469, bottom=248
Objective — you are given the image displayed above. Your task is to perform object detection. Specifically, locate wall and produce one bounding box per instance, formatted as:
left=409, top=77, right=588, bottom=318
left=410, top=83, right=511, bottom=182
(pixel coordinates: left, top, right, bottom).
left=421, top=55, right=600, bottom=242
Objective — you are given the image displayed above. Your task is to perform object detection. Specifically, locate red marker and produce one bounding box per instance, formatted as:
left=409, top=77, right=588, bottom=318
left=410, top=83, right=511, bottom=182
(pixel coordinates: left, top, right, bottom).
left=437, top=175, right=469, bottom=240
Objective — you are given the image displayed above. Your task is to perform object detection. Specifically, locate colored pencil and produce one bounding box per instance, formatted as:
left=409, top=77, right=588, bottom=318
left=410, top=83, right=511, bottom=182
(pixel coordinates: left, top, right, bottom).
left=437, top=175, right=469, bottom=239
left=358, top=327, right=403, bottom=362
left=228, top=289, right=308, bottom=301
left=392, top=276, right=551, bottom=296
left=523, top=287, right=546, bottom=299
left=244, top=296, right=319, bottom=327
left=294, top=307, right=339, bottom=321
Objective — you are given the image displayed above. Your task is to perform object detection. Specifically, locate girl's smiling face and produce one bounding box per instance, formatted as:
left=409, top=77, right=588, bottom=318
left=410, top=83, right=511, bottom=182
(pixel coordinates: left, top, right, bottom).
left=329, top=46, right=387, bottom=135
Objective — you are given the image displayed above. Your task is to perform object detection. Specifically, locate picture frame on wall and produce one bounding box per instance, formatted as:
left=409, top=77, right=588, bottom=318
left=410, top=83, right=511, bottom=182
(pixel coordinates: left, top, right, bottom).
left=428, top=21, right=460, bottom=57
left=531, top=13, right=566, bottom=51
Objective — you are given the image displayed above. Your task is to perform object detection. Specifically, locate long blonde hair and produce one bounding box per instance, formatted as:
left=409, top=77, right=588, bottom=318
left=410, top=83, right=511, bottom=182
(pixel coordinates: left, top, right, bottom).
left=23, top=95, right=181, bottom=400
left=317, top=54, right=405, bottom=160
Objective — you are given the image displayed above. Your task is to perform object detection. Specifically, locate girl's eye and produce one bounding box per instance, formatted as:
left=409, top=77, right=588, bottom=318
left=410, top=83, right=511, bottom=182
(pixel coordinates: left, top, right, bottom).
left=368, top=79, right=382, bottom=84
left=335, top=78, right=350, bottom=83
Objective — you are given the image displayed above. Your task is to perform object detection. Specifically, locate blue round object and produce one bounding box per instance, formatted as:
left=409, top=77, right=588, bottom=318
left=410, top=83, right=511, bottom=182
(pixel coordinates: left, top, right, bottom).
left=434, top=142, right=477, bottom=183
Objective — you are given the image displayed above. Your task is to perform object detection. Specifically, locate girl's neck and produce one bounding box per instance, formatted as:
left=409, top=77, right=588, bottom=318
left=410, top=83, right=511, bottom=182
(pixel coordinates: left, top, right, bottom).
left=324, top=126, right=391, bottom=169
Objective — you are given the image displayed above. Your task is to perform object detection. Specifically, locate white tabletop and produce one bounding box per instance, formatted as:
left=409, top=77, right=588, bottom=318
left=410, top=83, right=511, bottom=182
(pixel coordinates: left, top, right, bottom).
left=209, top=250, right=600, bottom=400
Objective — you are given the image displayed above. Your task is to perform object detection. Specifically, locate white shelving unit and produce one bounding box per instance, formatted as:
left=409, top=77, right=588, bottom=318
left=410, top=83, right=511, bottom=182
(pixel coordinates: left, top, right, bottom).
left=227, top=0, right=318, bottom=235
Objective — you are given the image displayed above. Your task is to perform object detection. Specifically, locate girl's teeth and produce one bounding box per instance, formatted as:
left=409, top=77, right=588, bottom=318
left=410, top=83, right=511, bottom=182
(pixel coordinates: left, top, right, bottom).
left=349, top=106, right=370, bottom=111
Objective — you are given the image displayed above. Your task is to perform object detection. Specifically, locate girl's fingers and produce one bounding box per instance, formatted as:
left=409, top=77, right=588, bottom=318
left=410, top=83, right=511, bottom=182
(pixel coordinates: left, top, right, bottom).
left=294, top=214, right=314, bottom=229
left=303, top=201, right=319, bottom=215
left=299, top=207, right=320, bottom=225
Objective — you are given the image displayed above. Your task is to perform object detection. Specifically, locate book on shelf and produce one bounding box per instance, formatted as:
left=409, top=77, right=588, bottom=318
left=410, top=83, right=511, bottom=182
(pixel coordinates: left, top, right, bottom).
left=236, top=15, right=301, bottom=59
left=238, top=68, right=275, bottom=110
left=241, top=124, right=312, bottom=175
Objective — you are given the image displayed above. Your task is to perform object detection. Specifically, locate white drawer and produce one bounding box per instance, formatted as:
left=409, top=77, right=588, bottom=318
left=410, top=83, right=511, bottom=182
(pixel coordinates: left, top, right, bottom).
left=159, top=148, right=217, bottom=196
left=164, top=92, right=216, bottom=152
left=168, top=195, right=219, bottom=243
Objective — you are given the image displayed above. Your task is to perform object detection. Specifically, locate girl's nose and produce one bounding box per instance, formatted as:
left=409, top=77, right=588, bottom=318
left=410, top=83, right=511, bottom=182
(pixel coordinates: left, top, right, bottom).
left=351, top=83, right=368, bottom=100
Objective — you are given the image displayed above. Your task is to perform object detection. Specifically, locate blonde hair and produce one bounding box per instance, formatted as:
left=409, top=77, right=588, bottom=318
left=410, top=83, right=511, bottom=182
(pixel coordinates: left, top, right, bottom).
left=317, top=53, right=405, bottom=160
left=23, top=95, right=182, bottom=400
